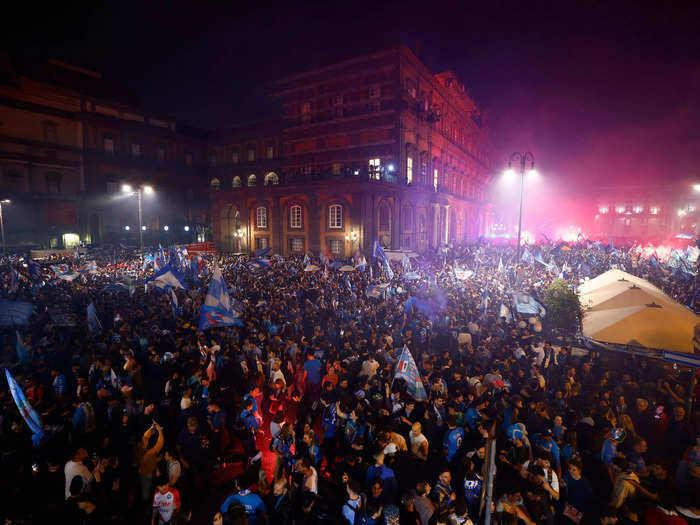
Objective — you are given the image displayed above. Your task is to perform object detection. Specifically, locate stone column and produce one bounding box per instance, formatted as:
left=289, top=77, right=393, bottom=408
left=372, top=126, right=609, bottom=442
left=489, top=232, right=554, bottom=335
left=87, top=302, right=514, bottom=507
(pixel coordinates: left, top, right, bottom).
left=431, top=202, right=440, bottom=248
left=443, top=204, right=451, bottom=244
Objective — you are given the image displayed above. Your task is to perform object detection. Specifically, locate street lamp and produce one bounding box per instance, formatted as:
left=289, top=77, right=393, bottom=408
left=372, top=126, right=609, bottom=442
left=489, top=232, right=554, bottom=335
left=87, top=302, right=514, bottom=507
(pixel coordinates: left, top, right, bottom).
left=0, top=199, right=10, bottom=253
left=122, top=184, right=155, bottom=249
left=505, top=152, right=535, bottom=263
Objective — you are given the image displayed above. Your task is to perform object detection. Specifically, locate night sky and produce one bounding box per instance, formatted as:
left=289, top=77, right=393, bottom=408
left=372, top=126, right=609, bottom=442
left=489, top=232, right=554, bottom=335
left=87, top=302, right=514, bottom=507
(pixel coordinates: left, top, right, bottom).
left=3, top=0, right=699, bottom=207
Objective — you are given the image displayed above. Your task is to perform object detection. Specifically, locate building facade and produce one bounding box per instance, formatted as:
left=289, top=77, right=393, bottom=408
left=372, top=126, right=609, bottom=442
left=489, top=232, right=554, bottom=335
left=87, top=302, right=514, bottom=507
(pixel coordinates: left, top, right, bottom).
left=211, top=47, right=495, bottom=256
left=0, top=55, right=210, bottom=249
left=592, top=183, right=699, bottom=243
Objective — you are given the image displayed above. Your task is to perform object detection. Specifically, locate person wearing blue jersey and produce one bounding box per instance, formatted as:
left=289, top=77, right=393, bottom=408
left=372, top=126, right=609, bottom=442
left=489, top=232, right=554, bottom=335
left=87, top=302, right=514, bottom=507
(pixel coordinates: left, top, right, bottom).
left=238, top=398, right=260, bottom=464
left=443, top=415, right=464, bottom=463
left=220, top=475, right=267, bottom=523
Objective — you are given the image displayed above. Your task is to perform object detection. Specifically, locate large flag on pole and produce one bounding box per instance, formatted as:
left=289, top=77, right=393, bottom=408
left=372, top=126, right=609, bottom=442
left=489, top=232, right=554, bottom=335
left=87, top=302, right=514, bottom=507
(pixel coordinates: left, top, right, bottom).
left=393, top=345, right=427, bottom=401
left=148, top=265, right=188, bottom=290
left=199, top=265, right=243, bottom=330
left=5, top=368, right=44, bottom=446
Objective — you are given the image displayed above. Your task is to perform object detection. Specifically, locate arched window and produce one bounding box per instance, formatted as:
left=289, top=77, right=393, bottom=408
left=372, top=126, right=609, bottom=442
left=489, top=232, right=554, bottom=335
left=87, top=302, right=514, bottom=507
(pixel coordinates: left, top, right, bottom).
left=328, top=204, right=343, bottom=229
left=210, top=177, right=221, bottom=189
left=264, top=172, right=279, bottom=185
left=290, top=205, right=303, bottom=229
left=247, top=174, right=257, bottom=186
left=232, top=176, right=242, bottom=188
left=255, top=206, right=267, bottom=229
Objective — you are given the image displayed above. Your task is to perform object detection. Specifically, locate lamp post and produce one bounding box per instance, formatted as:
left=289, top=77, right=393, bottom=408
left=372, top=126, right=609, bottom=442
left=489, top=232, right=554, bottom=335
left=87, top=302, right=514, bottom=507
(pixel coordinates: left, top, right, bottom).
left=0, top=199, right=10, bottom=253
left=505, top=152, right=536, bottom=263
left=122, top=184, right=154, bottom=250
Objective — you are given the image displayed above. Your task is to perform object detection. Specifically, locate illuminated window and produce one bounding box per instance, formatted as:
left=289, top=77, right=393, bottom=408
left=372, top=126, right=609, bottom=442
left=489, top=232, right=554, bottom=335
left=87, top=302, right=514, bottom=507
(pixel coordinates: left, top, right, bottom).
left=232, top=176, right=241, bottom=188
left=332, top=163, right=342, bottom=175
left=264, top=172, right=279, bottom=185
left=210, top=178, right=220, bottom=189
left=247, top=174, right=257, bottom=186
left=266, top=145, right=274, bottom=159
left=615, top=206, right=625, bottom=214
left=433, top=168, right=439, bottom=191
left=633, top=205, right=643, bottom=214
left=328, top=239, right=343, bottom=255
left=599, top=206, right=608, bottom=214
left=290, top=205, right=303, bottom=229
left=301, top=102, right=311, bottom=123
left=232, top=150, right=239, bottom=163
left=406, top=157, right=413, bottom=184
left=131, top=143, right=141, bottom=159
left=329, top=204, right=343, bottom=229
left=650, top=207, right=659, bottom=215
left=247, top=147, right=255, bottom=162
left=369, top=158, right=381, bottom=180
left=104, top=136, right=114, bottom=154
left=256, top=206, right=267, bottom=229
left=332, top=95, right=343, bottom=118
left=255, top=236, right=269, bottom=250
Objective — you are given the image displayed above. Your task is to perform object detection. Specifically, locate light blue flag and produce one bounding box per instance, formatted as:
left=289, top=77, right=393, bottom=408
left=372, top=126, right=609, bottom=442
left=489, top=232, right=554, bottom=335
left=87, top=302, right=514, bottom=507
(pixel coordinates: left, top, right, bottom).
left=498, top=257, right=504, bottom=273
left=393, top=345, right=427, bottom=401
left=402, top=253, right=411, bottom=272
left=372, top=238, right=387, bottom=261
left=149, top=265, right=188, bottom=290
left=521, top=248, right=535, bottom=265
left=5, top=369, right=44, bottom=446
left=87, top=302, right=102, bottom=334
left=383, top=258, right=395, bottom=280
left=510, top=291, right=547, bottom=317
left=199, top=266, right=243, bottom=330
left=0, top=301, right=33, bottom=326
left=15, top=331, right=30, bottom=365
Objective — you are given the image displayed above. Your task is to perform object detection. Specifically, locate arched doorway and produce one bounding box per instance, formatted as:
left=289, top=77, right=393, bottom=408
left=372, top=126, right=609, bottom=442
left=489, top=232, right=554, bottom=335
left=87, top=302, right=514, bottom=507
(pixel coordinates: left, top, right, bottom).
left=378, top=200, right=392, bottom=248
left=220, top=204, right=241, bottom=251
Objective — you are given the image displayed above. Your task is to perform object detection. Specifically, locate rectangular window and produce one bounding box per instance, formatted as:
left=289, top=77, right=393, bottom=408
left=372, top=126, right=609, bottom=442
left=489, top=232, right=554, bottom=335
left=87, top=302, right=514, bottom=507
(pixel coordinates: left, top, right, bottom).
left=290, top=206, right=303, bottom=229
left=131, top=143, right=141, bottom=159
left=301, top=102, right=311, bottom=123
left=104, top=137, right=115, bottom=154
left=247, top=148, right=255, bottom=162
left=406, top=157, right=413, bottom=184
left=266, top=145, right=274, bottom=159
left=369, top=158, right=381, bottom=180
left=332, top=95, right=343, bottom=117
left=255, top=236, right=269, bottom=250
left=433, top=168, right=439, bottom=191
left=329, top=204, right=343, bottom=229
left=332, top=163, right=342, bottom=175
left=156, top=145, right=165, bottom=161
left=256, top=207, right=268, bottom=229
left=232, top=150, right=239, bottom=163
left=44, top=123, right=57, bottom=143
left=328, top=239, right=343, bottom=255
left=290, top=237, right=304, bottom=252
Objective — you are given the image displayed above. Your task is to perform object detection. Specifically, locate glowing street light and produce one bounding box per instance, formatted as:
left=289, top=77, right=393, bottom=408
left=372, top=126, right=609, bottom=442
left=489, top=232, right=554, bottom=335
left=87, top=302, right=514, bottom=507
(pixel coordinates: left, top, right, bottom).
left=122, top=184, right=155, bottom=249
left=505, top=152, right=535, bottom=263
left=694, top=184, right=700, bottom=192
left=163, top=225, right=169, bottom=231
left=124, top=225, right=130, bottom=231
left=184, top=225, right=190, bottom=232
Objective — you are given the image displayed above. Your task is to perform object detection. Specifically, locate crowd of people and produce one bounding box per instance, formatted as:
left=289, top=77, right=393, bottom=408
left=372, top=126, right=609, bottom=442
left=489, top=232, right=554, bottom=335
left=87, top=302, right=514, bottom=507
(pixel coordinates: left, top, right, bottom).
left=0, top=240, right=698, bottom=524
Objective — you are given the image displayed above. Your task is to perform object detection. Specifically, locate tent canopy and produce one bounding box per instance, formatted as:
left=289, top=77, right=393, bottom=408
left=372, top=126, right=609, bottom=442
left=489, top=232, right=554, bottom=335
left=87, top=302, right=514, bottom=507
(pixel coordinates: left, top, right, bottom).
left=580, top=269, right=699, bottom=354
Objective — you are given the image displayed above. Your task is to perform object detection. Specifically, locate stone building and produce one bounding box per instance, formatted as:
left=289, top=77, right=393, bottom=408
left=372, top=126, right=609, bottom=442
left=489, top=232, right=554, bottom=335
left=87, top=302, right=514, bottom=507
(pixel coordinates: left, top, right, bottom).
left=210, top=47, right=495, bottom=256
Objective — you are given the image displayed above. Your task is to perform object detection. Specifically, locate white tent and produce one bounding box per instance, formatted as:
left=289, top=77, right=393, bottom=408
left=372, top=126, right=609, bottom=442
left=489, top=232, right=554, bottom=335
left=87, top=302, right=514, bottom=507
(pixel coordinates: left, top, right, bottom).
left=579, top=269, right=699, bottom=354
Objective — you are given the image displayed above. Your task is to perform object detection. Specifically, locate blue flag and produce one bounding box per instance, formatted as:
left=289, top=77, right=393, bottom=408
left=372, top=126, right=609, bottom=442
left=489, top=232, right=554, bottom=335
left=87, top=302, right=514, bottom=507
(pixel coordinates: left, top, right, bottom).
left=87, top=302, right=102, bottom=334
left=148, top=265, right=188, bottom=290
left=510, top=291, right=547, bottom=317
left=0, top=301, right=33, bottom=326
left=199, top=266, right=243, bottom=330
left=15, top=331, right=30, bottom=365
left=5, top=369, right=44, bottom=446
left=372, top=238, right=387, bottom=261
left=393, top=345, right=427, bottom=401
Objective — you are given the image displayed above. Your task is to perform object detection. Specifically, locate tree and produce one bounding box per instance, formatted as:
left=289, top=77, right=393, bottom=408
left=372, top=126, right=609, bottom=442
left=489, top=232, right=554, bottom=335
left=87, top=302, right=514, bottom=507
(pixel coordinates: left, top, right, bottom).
left=544, top=279, right=582, bottom=333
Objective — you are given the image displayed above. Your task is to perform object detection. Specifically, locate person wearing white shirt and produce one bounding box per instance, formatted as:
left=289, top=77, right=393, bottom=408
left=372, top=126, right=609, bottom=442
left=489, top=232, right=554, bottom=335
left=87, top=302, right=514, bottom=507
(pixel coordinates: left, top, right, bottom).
left=64, top=447, right=100, bottom=499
